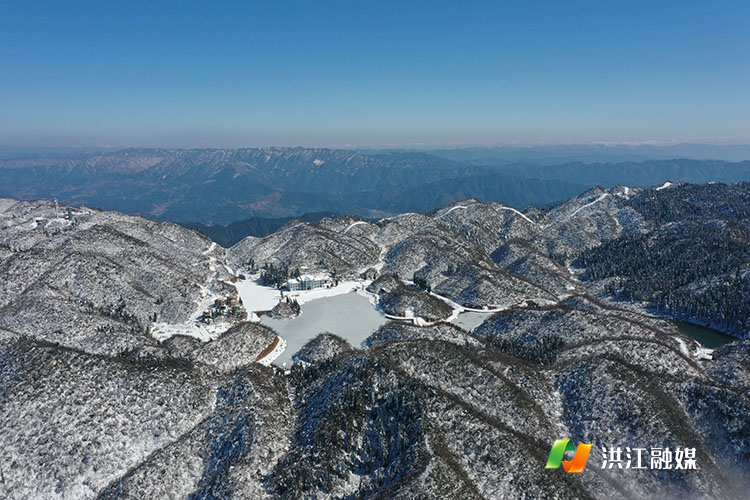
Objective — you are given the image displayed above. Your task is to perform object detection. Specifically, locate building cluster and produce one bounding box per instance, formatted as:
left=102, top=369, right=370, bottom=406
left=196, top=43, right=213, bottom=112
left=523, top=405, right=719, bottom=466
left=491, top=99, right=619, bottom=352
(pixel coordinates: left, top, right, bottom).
left=285, top=274, right=336, bottom=291
left=201, top=292, right=247, bottom=324
left=516, top=299, right=539, bottom=308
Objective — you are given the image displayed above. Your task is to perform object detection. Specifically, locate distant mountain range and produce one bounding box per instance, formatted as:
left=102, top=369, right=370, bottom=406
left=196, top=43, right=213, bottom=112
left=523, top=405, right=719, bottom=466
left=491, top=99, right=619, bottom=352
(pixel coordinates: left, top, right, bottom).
left=387, top=143, right=750, bottom=165
left=2, top=147, right=750, bottom=226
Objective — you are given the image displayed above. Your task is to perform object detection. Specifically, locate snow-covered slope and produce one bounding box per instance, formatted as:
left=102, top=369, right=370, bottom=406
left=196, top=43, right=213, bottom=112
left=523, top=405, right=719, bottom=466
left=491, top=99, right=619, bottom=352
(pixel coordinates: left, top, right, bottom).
left=0, top=199, right=243, bottom=356
left=2, top=183, right=749, bottom=499
left=228, top=220, right=381, bottom=277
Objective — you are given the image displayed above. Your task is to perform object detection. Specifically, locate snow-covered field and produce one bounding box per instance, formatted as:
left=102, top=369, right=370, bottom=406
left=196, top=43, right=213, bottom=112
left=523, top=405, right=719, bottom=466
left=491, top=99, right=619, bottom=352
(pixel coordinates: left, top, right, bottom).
left=234, top=275, right=285, bottom=312
left=283, top=279, right=370, bottom=306
left=452, top=311, right=491, bottom=332
left=235, top=274, right=371, bottom=312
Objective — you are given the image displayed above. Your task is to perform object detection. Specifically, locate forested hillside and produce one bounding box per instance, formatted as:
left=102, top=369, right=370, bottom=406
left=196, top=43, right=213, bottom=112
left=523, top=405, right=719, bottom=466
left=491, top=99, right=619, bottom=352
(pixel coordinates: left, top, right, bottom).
left=576, top=182, right=750, bottom=337
left=2, top=183, right=750, bottom=499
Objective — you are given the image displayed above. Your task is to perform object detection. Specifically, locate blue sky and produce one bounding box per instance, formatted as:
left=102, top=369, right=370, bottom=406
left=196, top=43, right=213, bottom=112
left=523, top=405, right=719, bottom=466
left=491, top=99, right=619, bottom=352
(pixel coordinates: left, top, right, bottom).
left=1, top=0, right=749, bottom=147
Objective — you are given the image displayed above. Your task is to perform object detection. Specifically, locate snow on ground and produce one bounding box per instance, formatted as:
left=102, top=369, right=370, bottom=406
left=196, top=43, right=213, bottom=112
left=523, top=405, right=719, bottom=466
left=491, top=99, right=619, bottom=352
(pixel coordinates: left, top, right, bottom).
left=452, top=311, right=490, bottom=332
left=234, top=275, right=285, bottom=312
left=282, top=279, right=371, bottom=306
left=694, top=345, right=714, bottom=361
left=426, top=291, right=466, bottom=313
left=151, top=321, right=224, bottom=343
left=357, top=286, right=379, bottom=307
left=202, top=241, right=216, bottom=255
left=566, top=263, right=583, bottom=278
left=383, top=307, right=461, bottom=327
left=44, top=217, right=73, bottom=230
left=256, top=337, right=287, bottom=366
left=234, top=273, right=370, bottom=313
left=656, top=181, right=674, bottom=191
left=150, top=285, right=228, bottom=343
left=435, top=205, right=468, bottom=219
left=260, top=222, right=305, bottom=256
left=424, top=288, right=558, bottom=328
left=343, top=221, right=367, bottom=234
left=673, top=337, right=713, bottom=361
left=674, top=337, right=690, bottom=357
left=360, top=242, right=388, bottom=274
left=151, top=242, right=237, bottom=343
left=428, top=289, right=519, bottom=314
left=494, top=206, right=537, bottom=225
left=225, top=276, right=379, bottom=366
left=567, top=193, right=610, bottom=219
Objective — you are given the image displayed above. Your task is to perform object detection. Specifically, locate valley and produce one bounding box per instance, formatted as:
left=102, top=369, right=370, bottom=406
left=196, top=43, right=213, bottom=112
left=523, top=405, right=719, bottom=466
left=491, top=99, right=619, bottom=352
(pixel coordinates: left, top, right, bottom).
left=1, top=180, right=749, bottom=499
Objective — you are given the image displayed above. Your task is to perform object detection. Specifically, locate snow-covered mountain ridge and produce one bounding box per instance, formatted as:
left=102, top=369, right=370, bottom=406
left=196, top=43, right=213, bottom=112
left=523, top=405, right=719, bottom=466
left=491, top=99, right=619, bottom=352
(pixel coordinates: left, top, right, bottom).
left=1, top=182, right=749, bottom=499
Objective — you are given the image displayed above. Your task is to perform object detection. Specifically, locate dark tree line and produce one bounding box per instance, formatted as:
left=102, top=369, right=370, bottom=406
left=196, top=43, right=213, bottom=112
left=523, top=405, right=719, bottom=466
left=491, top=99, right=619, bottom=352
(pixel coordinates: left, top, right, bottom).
left=576, top=222, right=750, bottom=337
left=259, top=264, right=301, bottom=288
left=412, top=273, right=431, bottom=293
left=488, top=333, right=564, bottom=365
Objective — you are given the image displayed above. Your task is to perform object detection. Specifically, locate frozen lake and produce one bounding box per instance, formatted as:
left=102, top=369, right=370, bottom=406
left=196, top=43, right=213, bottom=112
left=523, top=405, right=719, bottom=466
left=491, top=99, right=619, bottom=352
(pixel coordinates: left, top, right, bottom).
left=262, top=292, right=388, bottom=366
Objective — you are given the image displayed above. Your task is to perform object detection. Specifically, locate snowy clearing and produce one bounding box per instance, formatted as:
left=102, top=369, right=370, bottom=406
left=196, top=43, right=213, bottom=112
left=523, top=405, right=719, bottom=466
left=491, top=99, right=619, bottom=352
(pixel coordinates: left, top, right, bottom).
left=656, top=181, right=674, bottom=191
left=235, top=274, right=374, bottom=312
left=284, top=279, right=372, bottom=306
left=150, top=320, right=225, bottom=343
left=235, top=275, right=285, bottom=312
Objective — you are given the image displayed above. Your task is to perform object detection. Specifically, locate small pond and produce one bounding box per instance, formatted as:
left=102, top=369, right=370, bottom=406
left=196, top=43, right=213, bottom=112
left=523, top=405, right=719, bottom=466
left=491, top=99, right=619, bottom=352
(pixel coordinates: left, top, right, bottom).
left=672, top=320, right=737, bottom=349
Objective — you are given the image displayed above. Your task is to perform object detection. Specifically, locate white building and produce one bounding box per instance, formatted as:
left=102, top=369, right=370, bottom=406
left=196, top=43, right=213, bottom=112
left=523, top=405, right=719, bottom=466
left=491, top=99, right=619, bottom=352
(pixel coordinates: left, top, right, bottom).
left=286, top=274, right=330, bottom=291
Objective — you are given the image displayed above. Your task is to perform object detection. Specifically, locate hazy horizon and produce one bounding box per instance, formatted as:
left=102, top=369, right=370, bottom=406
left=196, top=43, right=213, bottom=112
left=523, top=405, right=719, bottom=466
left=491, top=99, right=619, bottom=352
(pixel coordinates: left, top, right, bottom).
left=3, top=1, right=749, bottom=148
left=3, top=141, right=750, bottom=153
